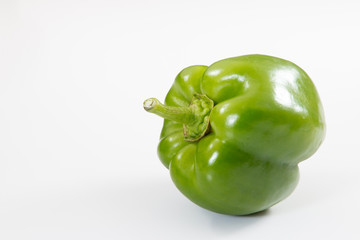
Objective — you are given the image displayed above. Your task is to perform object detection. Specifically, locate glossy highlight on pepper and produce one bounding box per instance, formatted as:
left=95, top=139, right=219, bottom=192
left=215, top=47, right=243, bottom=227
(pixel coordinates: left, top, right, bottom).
left=143, top=54, right=326, bottom=215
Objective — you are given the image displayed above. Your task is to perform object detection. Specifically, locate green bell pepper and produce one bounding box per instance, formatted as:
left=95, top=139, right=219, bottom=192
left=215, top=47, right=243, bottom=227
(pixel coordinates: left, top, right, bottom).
left=143, top=54, right=325, bottom=215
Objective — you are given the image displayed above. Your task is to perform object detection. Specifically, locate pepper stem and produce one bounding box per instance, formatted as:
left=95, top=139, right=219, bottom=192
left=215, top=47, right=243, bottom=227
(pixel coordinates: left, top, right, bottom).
left=143, top=98, right=195, bottom=125
left=143, top=93, right=214, bottom=142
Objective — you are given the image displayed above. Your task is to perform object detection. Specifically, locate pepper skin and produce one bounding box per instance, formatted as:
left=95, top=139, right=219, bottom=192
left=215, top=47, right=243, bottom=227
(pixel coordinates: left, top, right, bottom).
left=144, top=54, right=325, bottom=215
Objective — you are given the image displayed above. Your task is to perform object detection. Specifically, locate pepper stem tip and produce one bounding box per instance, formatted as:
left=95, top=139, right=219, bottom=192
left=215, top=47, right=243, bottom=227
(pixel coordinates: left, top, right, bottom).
left=143, top=98, right=156, bottom=111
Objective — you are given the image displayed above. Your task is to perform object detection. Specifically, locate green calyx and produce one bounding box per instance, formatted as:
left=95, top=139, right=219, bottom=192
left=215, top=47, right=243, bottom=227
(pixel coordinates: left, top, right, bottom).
left=143, top=93, right=214, bottom=142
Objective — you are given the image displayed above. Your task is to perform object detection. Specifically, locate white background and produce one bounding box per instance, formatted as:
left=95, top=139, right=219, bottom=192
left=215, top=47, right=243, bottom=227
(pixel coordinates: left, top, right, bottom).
left=1, top=0, right=359, bottom=239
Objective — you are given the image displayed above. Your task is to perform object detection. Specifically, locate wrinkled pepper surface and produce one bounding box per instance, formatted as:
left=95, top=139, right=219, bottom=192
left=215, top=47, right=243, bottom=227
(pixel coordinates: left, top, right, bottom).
left=143, top=54, right=325, bottom=215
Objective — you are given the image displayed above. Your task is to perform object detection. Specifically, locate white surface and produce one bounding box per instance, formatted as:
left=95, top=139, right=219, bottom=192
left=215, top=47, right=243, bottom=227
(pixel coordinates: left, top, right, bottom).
left=1, top=0, right=359, bottom=239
